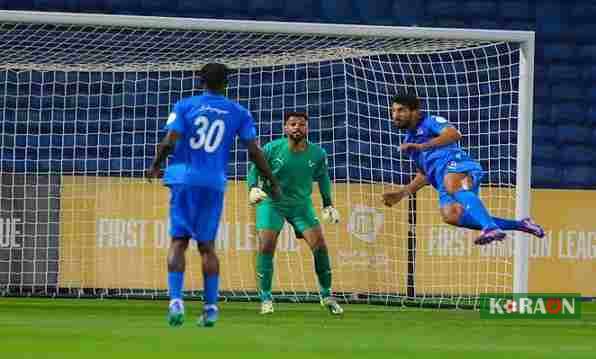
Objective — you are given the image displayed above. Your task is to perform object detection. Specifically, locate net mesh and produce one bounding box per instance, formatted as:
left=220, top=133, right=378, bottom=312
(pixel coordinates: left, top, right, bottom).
left=0, top=18, right=520, bottom=307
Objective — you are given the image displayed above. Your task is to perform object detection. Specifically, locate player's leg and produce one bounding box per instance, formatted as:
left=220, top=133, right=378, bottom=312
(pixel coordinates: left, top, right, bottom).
left=444, top=172, right=505, bottom=244
left=257, top=230, right=280, bottom=314
left=166, top=185, right=192, bottom=327
left=187, top=186, right=224, bottom=327
left=167, top=237, right=189, bottom=327
left=444, top=172, right=499, bottom=230
left=255, top=201, right=284, bottom=314
left=440, top=203, right=545, bottom=238
left=443, top=170, right=544, bottom=244
left=197, top=240, right=220, bottom=327
left=295, top=206, right=343, bottom=315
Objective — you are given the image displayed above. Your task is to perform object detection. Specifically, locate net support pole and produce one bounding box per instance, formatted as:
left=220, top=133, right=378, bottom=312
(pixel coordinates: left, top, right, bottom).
left=406, top=193, right=417, bottom=299
left=514, top=36, right=535, bottom=294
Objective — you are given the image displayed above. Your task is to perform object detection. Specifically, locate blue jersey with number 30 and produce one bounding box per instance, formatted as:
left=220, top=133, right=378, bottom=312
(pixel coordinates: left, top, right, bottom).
left=164, top=91, right=257, bottom=191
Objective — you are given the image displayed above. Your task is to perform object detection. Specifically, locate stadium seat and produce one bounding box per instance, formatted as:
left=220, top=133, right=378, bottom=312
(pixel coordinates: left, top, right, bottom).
left=534, top=103, right=552, bottom=125
left=548, top=65, right=578, bottom=82
left=551, top=103, right=585, bottom=124
left=543, top=43, right=574, bottom=62
left=551, top=84, right=583, bottom=101
left=464, top=1, right=498, bottom=19
left=532, top=165, right=563, bottom=188
left=426, top=1, right=458, bottom=18
left=247, top=0, right=283, bottom=16
left=557, top=125, right=591, bottom=145
left=563, top=166, right=596, bottom=188
left=283, top=0, right=317, bottom=20
left=320, top=0, right=358, bottom=23
left=560, top=146, right=596, bottom=165
left=533, top=124, right=556, bottom=144
left=352, top=0, right=393, bottom=24
left=390, top=0, right=422, bottom=26
left=500, top=1, right=532, bottom=20
left=570, top=1, right=596, bottom=19
left=578, top=45, right=596, bottom=62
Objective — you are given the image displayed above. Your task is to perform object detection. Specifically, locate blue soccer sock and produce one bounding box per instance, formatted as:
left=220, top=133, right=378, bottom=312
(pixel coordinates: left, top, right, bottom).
left=492, top=217, right=523, bottom=231
left=452, top=190, right=498, bottom=231
left=458, top=209, right=522, bottom=231
left=204, top=274, right=219, bottom=306
left=168, top=271, right=184, bottom=300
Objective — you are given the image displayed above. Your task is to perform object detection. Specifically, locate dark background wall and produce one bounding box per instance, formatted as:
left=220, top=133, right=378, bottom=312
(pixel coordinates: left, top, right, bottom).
left=0, top=0, right=593, bottom=189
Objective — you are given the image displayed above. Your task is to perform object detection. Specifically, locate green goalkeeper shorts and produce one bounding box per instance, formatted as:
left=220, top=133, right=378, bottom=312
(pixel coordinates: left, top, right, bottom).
left=255, top=200, right=320, bottom=235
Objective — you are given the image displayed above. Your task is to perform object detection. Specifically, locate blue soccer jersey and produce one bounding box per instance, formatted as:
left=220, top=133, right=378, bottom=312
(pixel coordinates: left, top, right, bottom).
left=164, top=91, right=257, bottom=191
left=403, top=114, right=482, bottom=193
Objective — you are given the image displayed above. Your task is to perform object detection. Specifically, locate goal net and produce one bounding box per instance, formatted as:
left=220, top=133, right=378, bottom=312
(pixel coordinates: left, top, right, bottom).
left=0, top=12, right=534, bottom=307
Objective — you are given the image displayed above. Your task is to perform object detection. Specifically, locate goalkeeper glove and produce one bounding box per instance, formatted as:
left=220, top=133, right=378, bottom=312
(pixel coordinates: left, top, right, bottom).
left=249, top=187, right=268, bottom=205
left=321, top=206, right=340, bottom=224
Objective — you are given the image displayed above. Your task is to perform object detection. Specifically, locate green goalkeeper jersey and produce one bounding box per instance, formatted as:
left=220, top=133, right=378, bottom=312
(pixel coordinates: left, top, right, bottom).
left=247, top=138, right=333, bottom=208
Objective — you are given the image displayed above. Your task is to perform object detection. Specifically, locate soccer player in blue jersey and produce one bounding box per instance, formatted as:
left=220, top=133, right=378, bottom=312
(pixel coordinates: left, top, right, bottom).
left=146, top=63, right=280, bottom=328
left=382, top=93, right=544, bottom=245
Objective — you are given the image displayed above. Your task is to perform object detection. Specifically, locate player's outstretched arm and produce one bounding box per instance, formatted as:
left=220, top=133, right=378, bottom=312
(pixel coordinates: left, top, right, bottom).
left=382, top=171, right=428, bottom=207
left=246, top=140, right=281, bottom=200
left=146, top=130, right=179, bottom=180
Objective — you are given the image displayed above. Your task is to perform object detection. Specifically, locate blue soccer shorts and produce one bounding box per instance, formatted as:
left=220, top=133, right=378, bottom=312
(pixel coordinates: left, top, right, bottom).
left=434, top=155, right=484, bottom=208
left=168, top=185, right=224, bottom=242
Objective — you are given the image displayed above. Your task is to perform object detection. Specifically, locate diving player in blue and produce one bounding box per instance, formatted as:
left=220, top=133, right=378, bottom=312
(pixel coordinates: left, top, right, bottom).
left=146, top=63, right=280, bottom=328
left=382, top=93, right=544, bottom=245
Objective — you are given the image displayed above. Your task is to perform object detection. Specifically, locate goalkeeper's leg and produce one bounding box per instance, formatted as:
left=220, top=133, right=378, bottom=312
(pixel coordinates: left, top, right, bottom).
left=255, top=201, right=285, bottom=314
left=257, top=230, right=280, bottom=314
left=301, top=224, right=343, bottom=315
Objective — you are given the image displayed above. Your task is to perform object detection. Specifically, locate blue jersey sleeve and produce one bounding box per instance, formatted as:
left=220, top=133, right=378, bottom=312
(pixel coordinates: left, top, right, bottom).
left=237, top=108, right=257, bottom=142
left=426, top=115, right=453, bottom=136
left=164, top=100, right=188, bottom=135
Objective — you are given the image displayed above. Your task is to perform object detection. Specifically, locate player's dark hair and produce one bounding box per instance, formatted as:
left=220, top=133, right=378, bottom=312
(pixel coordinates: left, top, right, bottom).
left=200, top=63, right=230, bottom=91
left=391, top=93, right=420, bottom=110
left=284, top=111, right=308, bottom=123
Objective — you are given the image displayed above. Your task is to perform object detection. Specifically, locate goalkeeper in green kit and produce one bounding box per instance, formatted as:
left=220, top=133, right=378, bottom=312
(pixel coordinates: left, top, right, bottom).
left=247, top=111, right=343, bottom=315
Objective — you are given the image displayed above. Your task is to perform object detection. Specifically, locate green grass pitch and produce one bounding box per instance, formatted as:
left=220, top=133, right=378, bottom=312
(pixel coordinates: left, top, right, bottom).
left=1, top=298, right=594, bottom=358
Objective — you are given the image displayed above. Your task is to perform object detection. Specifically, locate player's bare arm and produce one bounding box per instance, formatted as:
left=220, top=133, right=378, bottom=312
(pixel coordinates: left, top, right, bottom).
left=383, top=171, right=428, bottom=207
left=146, top=130, right=179, bottom=180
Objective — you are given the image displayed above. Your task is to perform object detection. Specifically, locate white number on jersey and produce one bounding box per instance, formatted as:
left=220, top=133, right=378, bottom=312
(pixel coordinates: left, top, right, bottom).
left=189, top=116, right=226, bottom=152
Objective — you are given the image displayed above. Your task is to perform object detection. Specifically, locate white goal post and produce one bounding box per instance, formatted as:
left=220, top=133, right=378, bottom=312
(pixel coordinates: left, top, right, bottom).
left=0, top=10, right=534, bottom=305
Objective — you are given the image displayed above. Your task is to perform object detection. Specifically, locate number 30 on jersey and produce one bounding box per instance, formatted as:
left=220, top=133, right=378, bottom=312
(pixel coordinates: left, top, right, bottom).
left=190, top=116, right=225, bottom=152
